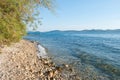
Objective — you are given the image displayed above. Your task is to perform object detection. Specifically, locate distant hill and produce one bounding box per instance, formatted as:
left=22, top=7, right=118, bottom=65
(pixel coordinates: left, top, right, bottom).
left=27, top=29, right=120, bottom=35
left=61, top=29, right=120, bottom=34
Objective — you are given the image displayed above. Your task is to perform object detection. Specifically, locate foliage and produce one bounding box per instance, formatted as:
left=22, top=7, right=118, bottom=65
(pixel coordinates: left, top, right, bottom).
left=0, top=0, right=54, bottom=45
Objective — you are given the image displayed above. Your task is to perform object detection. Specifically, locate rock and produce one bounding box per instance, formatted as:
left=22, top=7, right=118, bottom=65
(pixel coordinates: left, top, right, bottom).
left=50, top=77, right=56, bottom=80
left=55, top=66, right=62, bottom=72
left=48, top=62, right=55, bottom=67
left=44, top=71, right=50, bottom=76
left=29, top=69, right=32, bottom=72
left=44, top=61, right=49, bottom=65
left=53, top=70, right=58, bottom=75
left=65, top=64, right=69, bottom=68
left=69, top=68, right=73, bottom=72
left=49, top=71, right=54, bottom=78
left=40, top=72, right=44, bottom=76
left=37, top=77, right=42, bottom=80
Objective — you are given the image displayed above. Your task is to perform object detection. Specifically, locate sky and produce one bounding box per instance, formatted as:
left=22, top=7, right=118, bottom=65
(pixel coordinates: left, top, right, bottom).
left=35, top=0, right=120, bottom=32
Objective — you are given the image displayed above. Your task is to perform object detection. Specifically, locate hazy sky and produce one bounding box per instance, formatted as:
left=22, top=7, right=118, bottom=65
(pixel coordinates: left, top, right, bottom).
left=36, top=0, right=120, bottom=32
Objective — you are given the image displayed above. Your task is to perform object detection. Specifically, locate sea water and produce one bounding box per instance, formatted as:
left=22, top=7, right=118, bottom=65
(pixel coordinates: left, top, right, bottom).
left=25, top=31, right=120, bottom=80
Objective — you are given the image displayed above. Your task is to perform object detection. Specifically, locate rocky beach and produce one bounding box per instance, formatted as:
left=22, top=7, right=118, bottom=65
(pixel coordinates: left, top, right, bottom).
left=0, top=40, right=80, bottom=80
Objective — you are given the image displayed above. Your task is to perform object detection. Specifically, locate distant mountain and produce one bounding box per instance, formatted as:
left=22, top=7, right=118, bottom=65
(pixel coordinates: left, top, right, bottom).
left=61, top=29, right=120, bottom=34
left=27, top=29, right=120, bottom=35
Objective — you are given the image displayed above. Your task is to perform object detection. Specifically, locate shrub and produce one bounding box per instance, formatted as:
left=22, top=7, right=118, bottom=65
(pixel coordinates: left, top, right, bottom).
left=0, top=0, right=54, bottom=45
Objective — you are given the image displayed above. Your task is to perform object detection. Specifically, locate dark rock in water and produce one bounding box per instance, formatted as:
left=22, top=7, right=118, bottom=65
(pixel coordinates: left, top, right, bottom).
left=48, top=62, right=55, bottom=67
left=55, top=66, right=62, bottom=72
left=69, top=68, right=73, bottom=72
left=61, top=64, right=69, bottom=68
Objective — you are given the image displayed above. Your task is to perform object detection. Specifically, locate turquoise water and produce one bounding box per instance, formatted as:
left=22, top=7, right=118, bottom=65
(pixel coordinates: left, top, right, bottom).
left=25, top=31, right=120, bottom=80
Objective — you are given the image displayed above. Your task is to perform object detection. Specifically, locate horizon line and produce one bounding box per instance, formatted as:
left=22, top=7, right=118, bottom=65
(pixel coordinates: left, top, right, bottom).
left=28, top=29, right=120, bottom=32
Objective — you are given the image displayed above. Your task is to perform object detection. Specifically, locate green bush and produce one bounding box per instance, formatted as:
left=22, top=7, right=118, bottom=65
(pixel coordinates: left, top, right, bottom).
left=0, top=0, right=54, bottom=45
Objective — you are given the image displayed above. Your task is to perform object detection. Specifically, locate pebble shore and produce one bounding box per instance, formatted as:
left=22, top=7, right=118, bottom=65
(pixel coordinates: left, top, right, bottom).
left=0, top=40, right=80, bottom=80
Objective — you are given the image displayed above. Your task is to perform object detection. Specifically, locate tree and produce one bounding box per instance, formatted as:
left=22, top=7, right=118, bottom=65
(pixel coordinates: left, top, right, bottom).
left=0, top=0, right=54, bottom=45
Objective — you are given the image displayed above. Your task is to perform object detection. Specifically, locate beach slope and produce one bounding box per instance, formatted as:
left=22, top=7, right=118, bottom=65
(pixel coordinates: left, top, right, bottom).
left=0, top=40, right=80, bottom=80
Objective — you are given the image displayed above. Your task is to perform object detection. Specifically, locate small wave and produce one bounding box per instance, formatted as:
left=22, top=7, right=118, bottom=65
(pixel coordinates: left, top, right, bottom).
left=37, top=44, right=48, bottom=58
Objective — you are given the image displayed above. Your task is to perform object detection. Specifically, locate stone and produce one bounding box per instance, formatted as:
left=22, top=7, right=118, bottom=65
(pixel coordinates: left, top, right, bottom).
left=49, top=71, right=54, bottom=78
left=55, top=66, right=62, bottom=72
left=65, top=64, right=69, bottom=68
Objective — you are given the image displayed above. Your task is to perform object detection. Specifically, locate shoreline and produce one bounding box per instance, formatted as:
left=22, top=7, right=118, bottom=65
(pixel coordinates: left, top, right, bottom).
left=0, top=39, right=80, bottom=80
